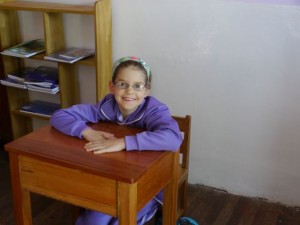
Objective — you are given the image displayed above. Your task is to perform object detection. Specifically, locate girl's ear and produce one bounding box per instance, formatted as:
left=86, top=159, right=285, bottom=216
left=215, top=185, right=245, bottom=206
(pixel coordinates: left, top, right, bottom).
left=109, top=81, right=114, bottom=93
left=144, top=88, right=150, bottom=98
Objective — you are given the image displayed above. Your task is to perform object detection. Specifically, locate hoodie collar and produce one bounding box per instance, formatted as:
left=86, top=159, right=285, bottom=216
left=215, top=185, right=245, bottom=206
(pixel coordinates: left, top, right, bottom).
left=100, top=95, right=145, bottom=125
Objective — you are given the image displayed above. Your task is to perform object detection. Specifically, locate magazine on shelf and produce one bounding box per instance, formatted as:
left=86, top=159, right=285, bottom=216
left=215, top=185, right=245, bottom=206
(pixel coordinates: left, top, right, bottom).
left=44, top=47, right=95, bottom=63
left=0, top=77, right=27, bottom=89
left=24, top=80, right=56, bottom=88
left=1, top=39, right=45, bottom=58
left=24, top=66, right=58, bottom=87
left=7, top=67, right=35, bottom=82
left=20, top=100, right=60, bottom=117
left=27, top=84, right=59, bottom=94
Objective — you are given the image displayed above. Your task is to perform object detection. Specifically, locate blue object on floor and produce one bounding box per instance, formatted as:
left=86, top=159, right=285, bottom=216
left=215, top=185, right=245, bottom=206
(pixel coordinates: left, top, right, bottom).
left=177, top=217, right=199, bottom=225
left=155, top=216, right=199, bottom=225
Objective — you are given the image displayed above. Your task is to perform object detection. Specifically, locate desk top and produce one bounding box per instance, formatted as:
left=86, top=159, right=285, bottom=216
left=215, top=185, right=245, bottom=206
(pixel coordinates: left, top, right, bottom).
left=5, top=122, right=170, bottom=183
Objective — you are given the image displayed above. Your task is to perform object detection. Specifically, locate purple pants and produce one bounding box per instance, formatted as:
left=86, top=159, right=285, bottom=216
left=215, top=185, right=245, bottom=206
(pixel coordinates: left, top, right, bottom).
left=75, top=197, right=160, bottom=225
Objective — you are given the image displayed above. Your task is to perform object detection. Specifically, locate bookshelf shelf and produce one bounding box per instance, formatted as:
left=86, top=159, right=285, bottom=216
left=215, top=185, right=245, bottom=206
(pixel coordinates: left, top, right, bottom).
left=0, top=1, right=94, bottom=14
left=0, top=0, right=112, bottom=139
left=12, top=109, right=51, bottom=120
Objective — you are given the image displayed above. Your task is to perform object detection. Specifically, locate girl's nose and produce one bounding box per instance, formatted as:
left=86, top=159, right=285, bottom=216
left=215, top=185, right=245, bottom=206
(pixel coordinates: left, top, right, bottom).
left=125, top=86, right=134, bottom=93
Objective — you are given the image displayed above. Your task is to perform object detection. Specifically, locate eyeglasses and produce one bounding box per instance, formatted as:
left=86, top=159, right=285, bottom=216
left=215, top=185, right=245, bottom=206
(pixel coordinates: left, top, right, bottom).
left=113, top=81, right=147, bottom=91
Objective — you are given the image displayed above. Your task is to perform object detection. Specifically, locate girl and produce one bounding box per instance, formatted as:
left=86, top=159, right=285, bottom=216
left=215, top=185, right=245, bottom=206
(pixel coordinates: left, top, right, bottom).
left=50, top=56, right=182, bottom=224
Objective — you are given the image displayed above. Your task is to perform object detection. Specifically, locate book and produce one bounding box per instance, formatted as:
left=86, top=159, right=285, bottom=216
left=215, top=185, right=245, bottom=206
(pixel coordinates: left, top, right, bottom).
left=7, top=67, right=35, bottom=82
left=44, top=47, right=95, bottom=63
left=20, top=100, right=60, bottom=117
left=0, top=77, right=27, bottom=89
left=24, top=80, right=56, bottom=88
left=24, top=66, right=58, bottom=87
left=1, top=39, right=45, bottom=58
left=27, top=84, right=59, bottom=94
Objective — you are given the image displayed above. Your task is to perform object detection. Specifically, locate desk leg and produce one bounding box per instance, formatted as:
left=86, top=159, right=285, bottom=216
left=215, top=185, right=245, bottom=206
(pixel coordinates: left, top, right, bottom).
left=162, top=179, right=177, bottom=225
left=9, top=153, right=32, bottom=225
left=21, top=189, right=32, bottom=225
left=163, top=152, right=179, bottom=225
left=118, top=182, right=137, bottom=225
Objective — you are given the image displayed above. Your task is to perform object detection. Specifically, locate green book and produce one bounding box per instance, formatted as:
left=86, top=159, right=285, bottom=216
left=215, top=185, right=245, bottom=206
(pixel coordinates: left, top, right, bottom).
left=1, top=39, right=45, bottom=58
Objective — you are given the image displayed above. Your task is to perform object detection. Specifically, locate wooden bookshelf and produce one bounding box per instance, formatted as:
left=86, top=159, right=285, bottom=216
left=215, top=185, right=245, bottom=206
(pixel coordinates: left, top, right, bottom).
left=0, top=0, right=112, bottom=139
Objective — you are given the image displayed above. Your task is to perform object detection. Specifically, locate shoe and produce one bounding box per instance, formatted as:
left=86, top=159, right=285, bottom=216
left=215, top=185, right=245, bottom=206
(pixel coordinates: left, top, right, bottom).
left=177, top=217, right=199, bottom=225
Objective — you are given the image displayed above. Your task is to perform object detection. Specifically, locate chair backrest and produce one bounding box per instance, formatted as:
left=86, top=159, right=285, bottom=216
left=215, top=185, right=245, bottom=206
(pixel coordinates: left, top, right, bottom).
left=172, top=115, right=191, bottom=170
left=172, top=115, right=191, bottom=219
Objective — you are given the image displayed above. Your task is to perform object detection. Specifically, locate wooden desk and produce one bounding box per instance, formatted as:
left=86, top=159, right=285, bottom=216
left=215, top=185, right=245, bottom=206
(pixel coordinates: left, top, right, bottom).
left=5, top=122, right=178, bottom=225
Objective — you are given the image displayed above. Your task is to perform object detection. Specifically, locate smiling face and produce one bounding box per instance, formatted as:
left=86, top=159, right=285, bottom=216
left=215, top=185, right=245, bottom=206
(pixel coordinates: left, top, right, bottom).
left=109, top=65, right=150, bottom=118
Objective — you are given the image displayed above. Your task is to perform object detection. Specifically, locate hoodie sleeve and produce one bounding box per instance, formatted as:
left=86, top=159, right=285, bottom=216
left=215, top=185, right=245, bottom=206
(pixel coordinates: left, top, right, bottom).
left=50, top=103, right=101, bottom=138
left=125, top=104, right=183, bottom=152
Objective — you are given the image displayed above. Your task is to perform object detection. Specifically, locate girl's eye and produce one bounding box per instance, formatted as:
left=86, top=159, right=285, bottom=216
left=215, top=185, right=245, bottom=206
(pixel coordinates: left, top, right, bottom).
left=114, top=82, right=129, bottom=89
left=132, top=83, right=145, bottom=90
left=119, top=82, right=127, bottom=87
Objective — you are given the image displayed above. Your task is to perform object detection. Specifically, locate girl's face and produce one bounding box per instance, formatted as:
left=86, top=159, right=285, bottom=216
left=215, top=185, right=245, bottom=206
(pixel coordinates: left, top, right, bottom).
left=109, top=65, right=149, bottom=118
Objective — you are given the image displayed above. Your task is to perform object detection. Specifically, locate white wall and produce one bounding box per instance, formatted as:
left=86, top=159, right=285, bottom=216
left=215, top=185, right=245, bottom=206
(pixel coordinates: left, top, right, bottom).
left=114, top=0, right=300, bottom=207
left=21, top=0, right=300, bottom=206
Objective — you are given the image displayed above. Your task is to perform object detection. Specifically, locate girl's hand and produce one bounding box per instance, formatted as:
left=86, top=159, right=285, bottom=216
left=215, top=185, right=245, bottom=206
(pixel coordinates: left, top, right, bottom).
left=84, top=138, right=126, bottom=154
left=82, top=127, right=115, bottom=142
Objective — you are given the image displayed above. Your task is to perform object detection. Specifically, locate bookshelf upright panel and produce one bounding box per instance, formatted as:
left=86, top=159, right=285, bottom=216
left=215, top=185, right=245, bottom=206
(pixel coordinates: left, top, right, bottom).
left=43, top=12, right=65, bottom=54
left=58, top=63, right=79, bottom=108
left=94, top=0, right=111, bottom=102
left=0, top=3, right=32, bottom=138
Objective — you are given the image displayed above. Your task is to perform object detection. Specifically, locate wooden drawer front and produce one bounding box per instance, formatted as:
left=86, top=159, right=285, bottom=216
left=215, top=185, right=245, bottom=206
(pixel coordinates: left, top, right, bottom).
left=19, top=156, right=117, bottom=216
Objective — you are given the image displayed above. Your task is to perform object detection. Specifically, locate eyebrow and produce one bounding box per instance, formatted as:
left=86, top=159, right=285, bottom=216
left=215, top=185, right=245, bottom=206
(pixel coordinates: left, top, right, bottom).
left=115, top=80, right=145, bottom=83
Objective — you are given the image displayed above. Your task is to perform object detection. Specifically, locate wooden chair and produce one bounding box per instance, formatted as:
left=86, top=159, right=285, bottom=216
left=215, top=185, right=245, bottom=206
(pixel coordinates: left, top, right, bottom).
left=152, top=115, right=191, bottom=224
left=173, top=115, right=191, bottom=220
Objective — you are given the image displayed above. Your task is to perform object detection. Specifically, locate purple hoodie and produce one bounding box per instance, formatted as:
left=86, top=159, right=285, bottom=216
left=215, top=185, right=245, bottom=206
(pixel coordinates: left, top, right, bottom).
left=50, top=93, right=182, bottom=151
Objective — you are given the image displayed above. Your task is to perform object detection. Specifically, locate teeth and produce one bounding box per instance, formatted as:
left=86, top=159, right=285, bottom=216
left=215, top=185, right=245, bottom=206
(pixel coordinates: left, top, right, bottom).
left=123, top=97, right=135, bottom=101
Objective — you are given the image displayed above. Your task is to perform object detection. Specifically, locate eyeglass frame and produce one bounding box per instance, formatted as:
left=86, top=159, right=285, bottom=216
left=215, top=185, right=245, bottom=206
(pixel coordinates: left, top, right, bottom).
left=113, top=81, right=149, bottom=91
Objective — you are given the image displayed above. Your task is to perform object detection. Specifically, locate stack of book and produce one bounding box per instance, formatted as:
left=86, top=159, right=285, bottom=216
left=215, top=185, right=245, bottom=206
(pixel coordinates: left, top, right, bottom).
left=0, top=67, right=34, bottom=89
left=0, top=77, right=27, bottom=89
left=0, top=39, right=45, bottom=58
left=0, top=66, right=59, bottom=94
left=24, top=66, right=59, bottom=94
